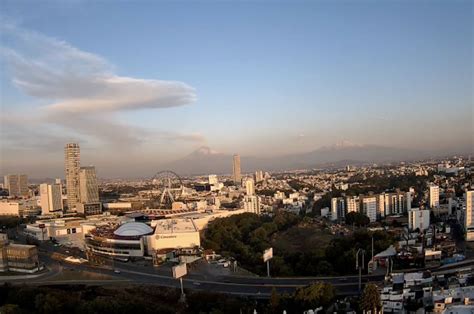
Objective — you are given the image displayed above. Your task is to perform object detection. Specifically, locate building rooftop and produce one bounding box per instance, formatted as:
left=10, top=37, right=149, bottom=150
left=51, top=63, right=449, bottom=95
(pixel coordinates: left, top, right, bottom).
left=152, top=219, right=197, bottom=234
left=113, top=222, right=154, bottom=237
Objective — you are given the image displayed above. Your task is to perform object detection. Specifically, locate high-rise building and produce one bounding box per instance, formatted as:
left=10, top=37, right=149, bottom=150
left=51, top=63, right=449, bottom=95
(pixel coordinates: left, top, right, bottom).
left=3, top=174, right=28, bottom=198
left=330, top=197, right=345, bottom=221
left=429, top=184, right=440, bottom=209
left=79, top=166, right=99, bottom=204
left=232, top=154, right=241, bottom=184
left=408, top=208, right=430, bottom=231
left=384, top=192, right=409, bottom=215
left=346, top=196, right=359, bottom=214
left=361, top=196, right=377, bottom=222
left=254, top=170, right=264, bottom=183
left=244, top=195, right=260, bottom=214
left=377, top=194, right=385, bottom=218
left=245, top=178, right=255, bottom=196
left=65, top=143, right=81, bottom=209
left=39, top=183, right=63, bottom=215
left=465, top=191, right=474, bottom=241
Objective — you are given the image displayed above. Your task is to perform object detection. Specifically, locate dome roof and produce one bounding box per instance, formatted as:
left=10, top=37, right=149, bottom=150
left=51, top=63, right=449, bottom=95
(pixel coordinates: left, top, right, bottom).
left=114, top=222, right=153, bottom=237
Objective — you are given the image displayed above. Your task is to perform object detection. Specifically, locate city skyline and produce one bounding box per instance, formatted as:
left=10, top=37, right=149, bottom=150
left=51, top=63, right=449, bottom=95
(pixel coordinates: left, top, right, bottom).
left=1, top=1, right=473, bottom=177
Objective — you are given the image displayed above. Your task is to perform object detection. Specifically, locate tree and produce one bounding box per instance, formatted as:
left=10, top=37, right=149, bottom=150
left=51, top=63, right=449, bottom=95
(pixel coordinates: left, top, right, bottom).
left=359, top=283, right=381, bottom=313
left=294, top=282, right=336, bottom=309
left=345, top=212, right=370, bottom=227
left=0, top=304, right=21, bottom=314
left=269, top=287, right=281, bottom=312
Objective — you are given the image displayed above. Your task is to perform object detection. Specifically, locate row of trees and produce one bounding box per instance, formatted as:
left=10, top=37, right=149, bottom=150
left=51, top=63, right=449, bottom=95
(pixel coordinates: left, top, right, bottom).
left=0, top=283, right=381, bottom=314
left=203, top=213, right=394, bottom=276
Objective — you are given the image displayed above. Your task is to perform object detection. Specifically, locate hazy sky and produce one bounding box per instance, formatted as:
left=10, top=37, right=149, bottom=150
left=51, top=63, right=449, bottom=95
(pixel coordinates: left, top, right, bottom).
left=0, top=0, right=472, bottom=177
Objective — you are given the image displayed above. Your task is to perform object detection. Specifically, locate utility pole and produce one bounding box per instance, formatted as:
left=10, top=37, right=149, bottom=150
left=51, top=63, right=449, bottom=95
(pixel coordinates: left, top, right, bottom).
left=356, top=248, right=366, bottom=293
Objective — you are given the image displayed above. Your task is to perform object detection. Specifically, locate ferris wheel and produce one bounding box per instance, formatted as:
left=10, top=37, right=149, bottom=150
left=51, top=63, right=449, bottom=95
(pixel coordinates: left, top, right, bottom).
left=150, top=171, right=186, bottom=209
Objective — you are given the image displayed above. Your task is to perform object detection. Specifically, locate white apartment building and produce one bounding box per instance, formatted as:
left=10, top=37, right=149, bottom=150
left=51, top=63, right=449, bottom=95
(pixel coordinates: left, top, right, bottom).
left=40, top=183, right=63, bottom=215
left=208, top=174, right=218, bottom=185
left=244, top=195, right=260, bottom=214
left=346, top=196, right=359, bottom=214
left=4, top=174, right=28, bottom=198
left=361, top=196, right=377, bottom=222
left=330, top=197, right=345, bottom=221
left=408, top=208, right=430, bottom=231
left=429, top=184, right=440, bottom=209
left=245, top=178, right=255, bottom=196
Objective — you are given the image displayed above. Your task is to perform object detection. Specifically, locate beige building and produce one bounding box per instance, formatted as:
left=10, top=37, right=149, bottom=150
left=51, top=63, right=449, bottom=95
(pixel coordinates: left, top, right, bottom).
left=4, top=174, right=28, bottom=198
left=0, top=201, right=24, bottom=216
left=0, top=243, right=39, bottom=273
left=40, top=183, right=63, bottom=215
left=65, top=143, right=81, bottom=209
left=465, top=191, right=474, bottom=241
left=79, top=166, right=99, bottom=203
left=232, top=154, right=241, bottom=184
left=429, top=184, right=440, bottom=209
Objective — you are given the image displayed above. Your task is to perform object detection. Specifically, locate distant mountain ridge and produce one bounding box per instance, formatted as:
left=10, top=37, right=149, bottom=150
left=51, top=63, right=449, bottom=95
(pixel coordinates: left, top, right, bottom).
left=165, top=143, right=435, bottom=176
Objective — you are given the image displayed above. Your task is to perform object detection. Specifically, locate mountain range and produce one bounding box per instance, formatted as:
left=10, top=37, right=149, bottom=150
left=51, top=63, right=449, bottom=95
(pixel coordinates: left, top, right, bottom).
left=164, top=143, right=438, bottom=176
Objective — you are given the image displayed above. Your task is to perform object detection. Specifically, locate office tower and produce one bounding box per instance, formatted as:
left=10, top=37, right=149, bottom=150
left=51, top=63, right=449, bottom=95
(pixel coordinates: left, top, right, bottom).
left=408, top=208, right=430, bottom=231
left=4, top=174, right=28, bottom=198
left=40, top=183, right=63, bottom=215
left=465, top=191, right=474, bottom=241
left=429, top=184, right=440, bottom=209
left=79, top=166, right=99, bottom=203
left=244, top=195, right=260, bottom=214
left=346, top=196, right=359, bottom=214
left=65, top=143, right=81, bottom=209
left=245, top=178, right=255, bottom=196
left=331, top=197, right=345, bottom=221
left=232, top=154, right=241, bottom=184
left=254, top=170, right=264, bottom=183
left=208, top=175, right=218, bottom=186
left=361, top=196, right=377, bottom=222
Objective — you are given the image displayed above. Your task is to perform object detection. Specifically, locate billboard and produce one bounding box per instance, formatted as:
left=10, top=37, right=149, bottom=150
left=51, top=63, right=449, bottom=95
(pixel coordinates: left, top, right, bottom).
left=172, top=263, right=187, bottom=279
left=263, top=248, right=273, bottom=262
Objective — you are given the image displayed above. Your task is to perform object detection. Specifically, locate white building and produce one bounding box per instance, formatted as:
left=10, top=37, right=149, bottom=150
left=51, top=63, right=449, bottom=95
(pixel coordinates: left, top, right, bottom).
left=377, top=194, right=385, bottom=218
left=65, top=143, right=81, bottom=209
left=408, top=208, right=430, bottom=231
left=465, top=191, right=474, bottom=241
left=40, top=183, right=63, bottom=215
left=79, top=166, right=99, bottom=203
left=361, top=196, right=377, bottom=222
left=208, top=174, right=218, bottom=185
left=244, top=195, right=260, bottom=214
left=245, top=178, right=255, bottom=196
left=346, top=196, right=359, bottom=214
left=147, top=219, right=200, bottom=251
left=254, top=170, right=264, bottom=183
left=0, top=201, right=24, bottom=216
left=429, top=184, right=440, bottom=209
left=331, top=197, right=345, bottom=221
left=4, top=174, right=28, bottom=198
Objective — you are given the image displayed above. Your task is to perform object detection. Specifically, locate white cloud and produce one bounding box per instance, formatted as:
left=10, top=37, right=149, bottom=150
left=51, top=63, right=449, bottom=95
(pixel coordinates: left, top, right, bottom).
left=0, top=21, right=203, bottom=151
left=1, top=23, right=196, bottom=113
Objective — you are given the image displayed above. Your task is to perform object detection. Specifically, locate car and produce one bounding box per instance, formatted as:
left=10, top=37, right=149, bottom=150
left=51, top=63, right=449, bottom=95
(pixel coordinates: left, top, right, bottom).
left=114, top=269, right=121, bottom=274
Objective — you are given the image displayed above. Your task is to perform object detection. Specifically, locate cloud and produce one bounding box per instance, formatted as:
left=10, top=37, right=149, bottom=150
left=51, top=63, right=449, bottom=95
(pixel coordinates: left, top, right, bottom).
left=1, top=23, right=196, bottom=113
left=0, top=21, right=203, bottom=151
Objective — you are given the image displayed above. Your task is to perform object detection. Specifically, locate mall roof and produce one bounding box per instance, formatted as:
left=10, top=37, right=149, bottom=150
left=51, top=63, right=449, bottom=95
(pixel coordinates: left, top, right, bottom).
left=114, top=222, right=154, bottom=237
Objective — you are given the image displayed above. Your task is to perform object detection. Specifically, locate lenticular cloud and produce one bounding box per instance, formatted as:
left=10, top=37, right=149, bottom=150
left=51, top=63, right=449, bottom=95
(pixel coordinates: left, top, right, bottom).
left=1, top=22, right=197, bottom=114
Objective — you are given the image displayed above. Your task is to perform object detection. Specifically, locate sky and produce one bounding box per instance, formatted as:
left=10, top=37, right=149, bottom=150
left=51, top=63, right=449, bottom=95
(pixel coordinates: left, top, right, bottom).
left=0, top=0, right=472, bottom=178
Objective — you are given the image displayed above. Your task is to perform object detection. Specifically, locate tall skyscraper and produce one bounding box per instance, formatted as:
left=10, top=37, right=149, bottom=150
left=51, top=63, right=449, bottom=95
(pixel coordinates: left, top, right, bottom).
left=40, top=183, right=63, bottom=215
left=232, top=154, right=241, bottom=184
left=465, top=191, right=474, bottom=241
left=3, top=174, right=28, bottom=198
left=79, top=166, right=99, bottom=203
left=65, top=143, right=81, bottom=209
left=429, top=184, right=440, bottom=209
